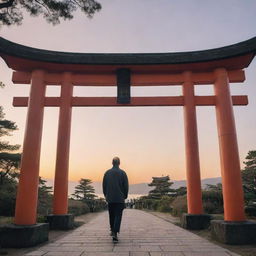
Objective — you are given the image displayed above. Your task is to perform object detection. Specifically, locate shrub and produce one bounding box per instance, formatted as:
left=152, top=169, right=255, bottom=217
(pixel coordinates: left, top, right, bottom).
left=134, top=197, right=160, bottom=211
left=147, top=199, right=160, bottom=210
left=68, top=199, right=90, bottom=216
left=0, top=216, right=13, bottom=224
left=37, top=215, right=46, bottom=223
left=172, top=195, right=187, bottom=217
left=202, top=190, right=223, bottom=214
left=245, top=205, right=256, bottom=217
left=203, top=201, right=217, bottom=214
left=91, top=198, right=107, bottom=212
left=141, top=199, right=160, bottom=210
left=0, top=180, right=17, bottom=216
left=157, top=196, right=173, bottom=212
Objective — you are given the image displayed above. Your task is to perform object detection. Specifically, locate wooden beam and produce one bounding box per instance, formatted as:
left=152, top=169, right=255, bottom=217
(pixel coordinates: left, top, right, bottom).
left=13, top=96, right=184, bottom=107
left=12, top=71, right=31, bottom=84
left=13, top=97, right=28, bottom=106
left=231, top=95, right=248, bottom=105
left=45, top=73, right=62, bottom=85
left=72, top=96, right=184, bottom=106
left=13, top=97, right=60, bottom=107
left=228, top=70, right=245, bottom=83
left=195, top=96, right=215, bottom=105
left=131, top=73, right=184, bottom=86
left=72, top=74, right=116, bottom=86
left=195, top=95, right=248, bottom=106
left=132, top=70, right=245, bottom=86
left=13, top=95, right=248, bottom=107
left=45, top=97, right=61, bottom=106
left=12, top=70, right=245, bottom=86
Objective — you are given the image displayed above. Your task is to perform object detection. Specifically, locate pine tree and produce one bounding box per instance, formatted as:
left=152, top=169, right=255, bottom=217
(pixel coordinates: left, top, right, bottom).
left=72, top=178, right=96, bottom=200
left=72, top=178, right=97, bottom=212
left=0, top=152, right=21, bottom=184
left=0, top=106, right=20, bottom=152
left=0, top=106, right=21, bottom=184
left=37, top=177, right=53, bottom=215
left=0, top=0, right=101, bottom=26
left=0, top=104, right=21, bottom=215
left=241, top=150, right=256, bottom=204
left=148, top=175, right=176, bottom=199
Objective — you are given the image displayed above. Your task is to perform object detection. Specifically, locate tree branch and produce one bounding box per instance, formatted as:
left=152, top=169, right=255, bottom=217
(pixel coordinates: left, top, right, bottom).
left=0, top=0, right=15, bottom=9
left=34, top=0, right=51, bottom=15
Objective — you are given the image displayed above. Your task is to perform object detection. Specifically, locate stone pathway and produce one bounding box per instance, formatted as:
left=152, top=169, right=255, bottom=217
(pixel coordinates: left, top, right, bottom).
left=24, top=209, right=239, bottom=256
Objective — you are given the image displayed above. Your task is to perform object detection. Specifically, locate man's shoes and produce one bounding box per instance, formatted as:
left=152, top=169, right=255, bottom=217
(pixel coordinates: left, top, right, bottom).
left=112, top=232, right=118, bottom=242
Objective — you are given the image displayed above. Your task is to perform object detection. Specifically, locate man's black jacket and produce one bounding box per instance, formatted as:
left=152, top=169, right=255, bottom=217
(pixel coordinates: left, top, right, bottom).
left=103, top=166, right=129, bottom=203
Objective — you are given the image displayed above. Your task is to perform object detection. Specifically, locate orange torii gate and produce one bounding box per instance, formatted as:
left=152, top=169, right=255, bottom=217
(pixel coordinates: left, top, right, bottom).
left=0, top=36, right=256, bottom=247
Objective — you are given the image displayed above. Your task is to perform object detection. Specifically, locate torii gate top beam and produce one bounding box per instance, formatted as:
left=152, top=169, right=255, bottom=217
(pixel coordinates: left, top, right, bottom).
left=0, top=36, right=256, bottom=73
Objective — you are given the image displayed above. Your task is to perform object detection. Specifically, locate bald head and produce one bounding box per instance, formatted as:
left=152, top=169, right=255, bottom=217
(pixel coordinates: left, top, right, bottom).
left=112, top=157, right=120, bottom=166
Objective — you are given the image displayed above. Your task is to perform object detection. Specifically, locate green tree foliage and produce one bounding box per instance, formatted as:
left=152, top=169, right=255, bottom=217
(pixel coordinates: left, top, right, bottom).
left=72, top=178, right=96, bottom=200
left=0, top=0, right=101, bottom=26
left=0, top=176, right=17, bottom=216
left=0, top=106, right=20, bottom=152
left=148, top=176, right=176, bottom=199
left=175, top=186, right=187, bottom=196
left=0, top=106, right=21, bottom=184
left=172, top=195, right=187, bottom=217
left=68, top=199, right=90, bottom=216
left=93, top=197, right=107, bottom=211
left=241, top=150, right=256, bottom=204
left=202, top=183, right=223, bottom=214
left=37, top=177, right=53, bottom=215
left=0, top=105, right=21, bottom=216
left=0, top=152, right=21, bottom=184
left=135, top=175, right=178, bottom=211
left=135, top=197, right=160, bottom=211
left=157, top=195, right=173, bottom=212
left=72, top=178, right=97, bottom=212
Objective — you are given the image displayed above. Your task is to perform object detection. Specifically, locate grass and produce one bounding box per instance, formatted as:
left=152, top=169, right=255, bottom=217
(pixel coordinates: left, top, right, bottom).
left=0, top=216, right=13, bottom=225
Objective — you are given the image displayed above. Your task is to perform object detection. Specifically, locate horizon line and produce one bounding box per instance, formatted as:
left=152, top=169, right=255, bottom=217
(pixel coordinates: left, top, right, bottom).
left=42, top=176, right=222, bottom=185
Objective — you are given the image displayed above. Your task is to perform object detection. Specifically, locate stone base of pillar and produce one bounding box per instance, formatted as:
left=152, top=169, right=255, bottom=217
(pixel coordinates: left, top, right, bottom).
left=46, top=214, right=74, bottom=230
left=0, top=223, right=49, bottom=248
left=211, top=220, right=256, bottom=244
left=181, top=213, right=211, bottom=230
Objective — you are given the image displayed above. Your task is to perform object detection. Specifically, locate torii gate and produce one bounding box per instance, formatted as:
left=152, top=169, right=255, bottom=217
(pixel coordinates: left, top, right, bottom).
left=0, top=36, right=256, bottom=247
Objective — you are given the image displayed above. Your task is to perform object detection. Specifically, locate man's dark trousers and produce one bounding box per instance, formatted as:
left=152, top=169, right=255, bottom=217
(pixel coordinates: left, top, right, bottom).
left=108, top=203, right=125, bottom=233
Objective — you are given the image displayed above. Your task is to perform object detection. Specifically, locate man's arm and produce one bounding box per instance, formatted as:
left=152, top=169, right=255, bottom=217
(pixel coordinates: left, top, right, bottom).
left=123, top=172, right=129, bottom=199
left=103, top=172, right=107, bottom=198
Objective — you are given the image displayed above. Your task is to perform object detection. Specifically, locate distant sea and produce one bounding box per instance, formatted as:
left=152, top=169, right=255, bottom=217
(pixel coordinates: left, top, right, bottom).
left=96, top=194, right=143, bottom=200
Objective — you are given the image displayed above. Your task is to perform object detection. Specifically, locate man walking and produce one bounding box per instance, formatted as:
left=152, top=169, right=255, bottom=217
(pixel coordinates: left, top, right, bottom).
left=103, top=157, right=129, bottom=242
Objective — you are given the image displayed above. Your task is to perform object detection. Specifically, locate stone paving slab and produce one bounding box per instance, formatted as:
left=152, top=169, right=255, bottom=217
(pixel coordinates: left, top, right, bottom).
left=24, top=209, right=239, bottom=256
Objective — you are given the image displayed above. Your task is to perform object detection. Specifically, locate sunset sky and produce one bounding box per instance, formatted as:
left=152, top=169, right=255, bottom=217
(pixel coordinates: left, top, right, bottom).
left=1, top=0, right=256, bottom=184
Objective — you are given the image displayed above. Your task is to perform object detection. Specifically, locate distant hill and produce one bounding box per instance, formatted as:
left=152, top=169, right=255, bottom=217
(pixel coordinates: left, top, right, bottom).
left=121, top=177, right=222, bottom=195
left=45, top=177, right=222, bottom=196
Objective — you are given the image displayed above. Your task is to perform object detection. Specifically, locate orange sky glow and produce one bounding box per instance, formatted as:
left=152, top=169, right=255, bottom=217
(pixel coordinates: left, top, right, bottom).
left=1, top=1, right=256, bottom=184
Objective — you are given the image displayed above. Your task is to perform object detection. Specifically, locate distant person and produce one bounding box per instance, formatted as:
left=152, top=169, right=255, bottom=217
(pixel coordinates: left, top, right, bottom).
left=103, top=157, right=129, bottom=242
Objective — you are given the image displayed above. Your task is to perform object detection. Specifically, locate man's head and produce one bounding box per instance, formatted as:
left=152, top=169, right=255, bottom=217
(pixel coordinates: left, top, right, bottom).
left=112, top=157, right=120, bottom=166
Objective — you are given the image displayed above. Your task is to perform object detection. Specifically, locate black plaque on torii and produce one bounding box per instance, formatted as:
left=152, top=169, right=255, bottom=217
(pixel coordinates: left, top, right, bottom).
left=116, top=68, right=131, bottom=104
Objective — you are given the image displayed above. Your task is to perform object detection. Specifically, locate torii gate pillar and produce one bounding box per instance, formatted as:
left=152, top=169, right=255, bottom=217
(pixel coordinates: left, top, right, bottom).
left=180, top=72, right=211, bottom=230
left=214, top=68, right=245, bottom=221
left=14, top=70, right=46, bottom=225
left=46, top=72, right=75, bottom=229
